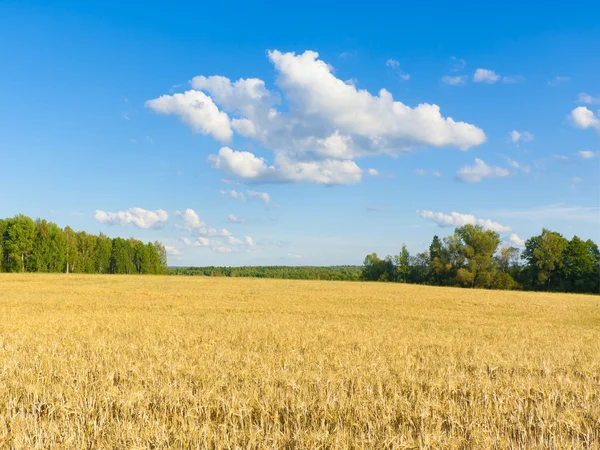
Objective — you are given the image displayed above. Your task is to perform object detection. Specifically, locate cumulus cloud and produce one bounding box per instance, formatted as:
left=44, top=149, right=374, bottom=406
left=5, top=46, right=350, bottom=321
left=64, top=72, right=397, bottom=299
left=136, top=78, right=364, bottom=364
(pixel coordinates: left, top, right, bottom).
left=442, top=75, right=468, bottom=86
left=577, top=93, right=599, bottom=104
left=175, top=209, right=231, bottom=237
left=417, top=210, right=511, bottom=232
left=164, top=245, right=182, bottom=256
left=578, top=150, right=597, bottom=159
left=227, top=214, right=245, bottom=223
left=147, top=50, right=487, bottom=186
left=473, top=69, right=500, bottom=83
left=210, top=147, right=363, bottom=185
left=509, top=130, right=534, bottom=144
left=508, top=233, right=525, bottom=247
left=456, top=158, right=510, bottom=183
left=367, top=168, right=380, bottom=176
left=570, top=107, right=600, bottom=131
left=95, top=208, right=168, bottom=229
left=473, top=69, right=521, bottom=84
left=145, top=90, right=232, bottom=142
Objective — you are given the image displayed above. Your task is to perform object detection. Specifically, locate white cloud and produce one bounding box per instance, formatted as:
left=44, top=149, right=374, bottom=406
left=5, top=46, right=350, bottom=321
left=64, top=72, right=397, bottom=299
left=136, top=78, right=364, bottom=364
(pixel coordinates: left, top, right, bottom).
left=95, top=208, right=168, bottom=229
left=386, top=58, right=400, bottom=69
left=244, top=236, right=255, bottom=247
left=456, top=158, right=510, bottom=183
left=181, top=237, right=211, bottom=247
left=145, top=90, right=233, bottom=142
left=442, top=75, right=467, bottom=86
left=509, top=130, right=534, bottom=144
left=417, top=210, right=511, bottom=232
left=366, top=168, right=379, bottom=176
left=578, top=150, right=597, bottom=159
left=246, top=190, right=270, bottom=204
left=504, top=156, right=531, bottom=174
left=210, top=147, right=363, bottom=185
left=220, top=189, right=247, bottom=201
left=227, top=214, right=245, bottom=223
left=553, top=155, right=570, bottom=163
left=175, top=208, right=206, bottom=233
left=176, top=209, right=231, bottom=237
left=414, top=169, right=442, bottom=177
left=473, top=68, right=500, bottom=83
left=148, top=50, right=487, bottom=186
left=226, top=236, right=244, bottom=245
left=571, top=177, right=582, bottom=184
left=577, top=93, right=600, bottom=105
left=164, top=245, right=182, bottom=256
left=508, top=233, right=525, bottom=247
left=570, top=107, right=600, bottom=131
left=502, top=75, right=524, bottom=84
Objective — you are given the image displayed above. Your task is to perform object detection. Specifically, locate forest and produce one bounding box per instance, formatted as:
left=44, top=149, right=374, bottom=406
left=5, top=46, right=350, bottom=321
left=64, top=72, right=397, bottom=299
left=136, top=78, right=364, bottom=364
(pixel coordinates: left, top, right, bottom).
left=0, top=215, right=167, bottom=274
left=2, top=214, right=598, bottom=294
left=361, top=225, right=599, bottom=294
left=170, top=265, right=362, bottom=280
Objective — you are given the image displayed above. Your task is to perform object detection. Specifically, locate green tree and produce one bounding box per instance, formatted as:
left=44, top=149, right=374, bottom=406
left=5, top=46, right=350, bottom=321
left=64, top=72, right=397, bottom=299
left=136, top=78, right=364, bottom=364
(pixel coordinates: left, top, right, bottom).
left=394, top=244, right=411, bottom=283
left=523, top=229, right=568, bottom=290
left=4, top=215, right=36, bottom=272
left=454, top=225, right=501, bottom=288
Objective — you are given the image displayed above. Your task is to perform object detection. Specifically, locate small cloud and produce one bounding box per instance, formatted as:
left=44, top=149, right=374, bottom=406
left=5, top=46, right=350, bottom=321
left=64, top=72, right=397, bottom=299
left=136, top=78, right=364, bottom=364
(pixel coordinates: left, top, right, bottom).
left=569, top=107, right=600, bottom=131
left=553, top=155, right=570, bottom=164
left=417, top=210, right=511, bottom=233
left=227, top=214, right=245, bottom=224
left=473, top=68, right=500, bottom=84
left=548, top=76, right=570, bottom=86
left=386, top=58, right=400, bottom=69
left=577, top=93, right=600, bottom=105
left=129, top=138, right=137, bottom=144
left=456, top=158, right=510, bottom=183
left=95, top=208, right=169, bottom=229
left=386, top=58, right=410, bottom=81
left=145, top=136, right=154, bottom=144
left=366, top=205, right=383, bottom=212
left=508, top=233, right=525, bottom=247
left=414, top=169, right=442, bottom=177
left=165, top=245, right=182, bottom=256
left=509, top=130, right=534, bottom=145
left=502, top=155, right=531, bottom=174
left=442, top=75, right=468, bottom=86
left=122, top=113, right=131, bottom=120
left=578, top=150, right=597, bottom=159
left=367, top=168, right=379, bottom=176
left=502, top=75, right=524, bottom=84
left=340, top=51, right=357, bottom=58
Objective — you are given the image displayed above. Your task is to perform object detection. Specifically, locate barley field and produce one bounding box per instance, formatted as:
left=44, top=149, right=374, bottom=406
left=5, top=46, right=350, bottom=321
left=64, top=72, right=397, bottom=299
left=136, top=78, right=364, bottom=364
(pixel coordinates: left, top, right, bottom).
left=0, top=274, right=599, bottom=449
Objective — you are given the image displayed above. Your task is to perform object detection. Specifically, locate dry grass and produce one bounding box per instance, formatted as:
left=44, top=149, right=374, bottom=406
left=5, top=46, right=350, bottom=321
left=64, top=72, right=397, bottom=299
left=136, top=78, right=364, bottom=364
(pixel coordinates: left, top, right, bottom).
left=0, top=274, right=599, bottom=449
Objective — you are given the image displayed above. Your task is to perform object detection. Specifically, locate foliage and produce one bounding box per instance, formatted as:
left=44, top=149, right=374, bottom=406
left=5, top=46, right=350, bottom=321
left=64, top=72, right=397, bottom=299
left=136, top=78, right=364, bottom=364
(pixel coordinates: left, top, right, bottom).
left=361, top=226, right=599, bottom=294
left=0, top=214, right=167, bottom=275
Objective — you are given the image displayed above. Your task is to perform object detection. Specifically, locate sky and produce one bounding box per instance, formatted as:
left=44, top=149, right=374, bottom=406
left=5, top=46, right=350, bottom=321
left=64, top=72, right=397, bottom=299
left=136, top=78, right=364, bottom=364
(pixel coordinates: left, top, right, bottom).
left=1, top=0, right=599, bottom=266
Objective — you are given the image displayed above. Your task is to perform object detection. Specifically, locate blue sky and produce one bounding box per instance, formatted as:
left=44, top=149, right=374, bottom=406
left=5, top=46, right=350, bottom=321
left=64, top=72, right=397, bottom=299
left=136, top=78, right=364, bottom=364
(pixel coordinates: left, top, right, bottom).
left=1, top=0, right=599, bottom=265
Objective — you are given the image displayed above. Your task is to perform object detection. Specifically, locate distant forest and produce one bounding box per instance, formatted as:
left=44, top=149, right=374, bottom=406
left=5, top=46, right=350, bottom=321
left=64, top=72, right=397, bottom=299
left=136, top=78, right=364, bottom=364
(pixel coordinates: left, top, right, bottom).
left=173, top=225, right=599, bottom=294
left=2, top=215, right=598, bottom=294
left=0, top=215, right=167, bottom=274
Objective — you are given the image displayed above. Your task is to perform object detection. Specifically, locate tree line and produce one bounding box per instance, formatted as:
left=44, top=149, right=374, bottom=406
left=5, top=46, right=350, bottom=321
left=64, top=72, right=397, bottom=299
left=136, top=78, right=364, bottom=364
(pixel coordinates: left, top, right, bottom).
left=0, top=214, right=168, bottom=274
left=170, top=265, right=362, bottom=281
left=362, top=225, right=599, bottom=294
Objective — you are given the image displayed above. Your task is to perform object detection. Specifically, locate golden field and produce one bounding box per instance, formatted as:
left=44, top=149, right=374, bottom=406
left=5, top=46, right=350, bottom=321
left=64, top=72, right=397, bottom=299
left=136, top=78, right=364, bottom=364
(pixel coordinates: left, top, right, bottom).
left=0, top=274, right=599, bottom=449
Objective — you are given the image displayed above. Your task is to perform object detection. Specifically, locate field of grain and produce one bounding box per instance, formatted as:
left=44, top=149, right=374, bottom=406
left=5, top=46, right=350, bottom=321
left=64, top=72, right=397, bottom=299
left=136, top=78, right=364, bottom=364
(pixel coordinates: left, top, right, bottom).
left=0, top=274, right=599, bottom=449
